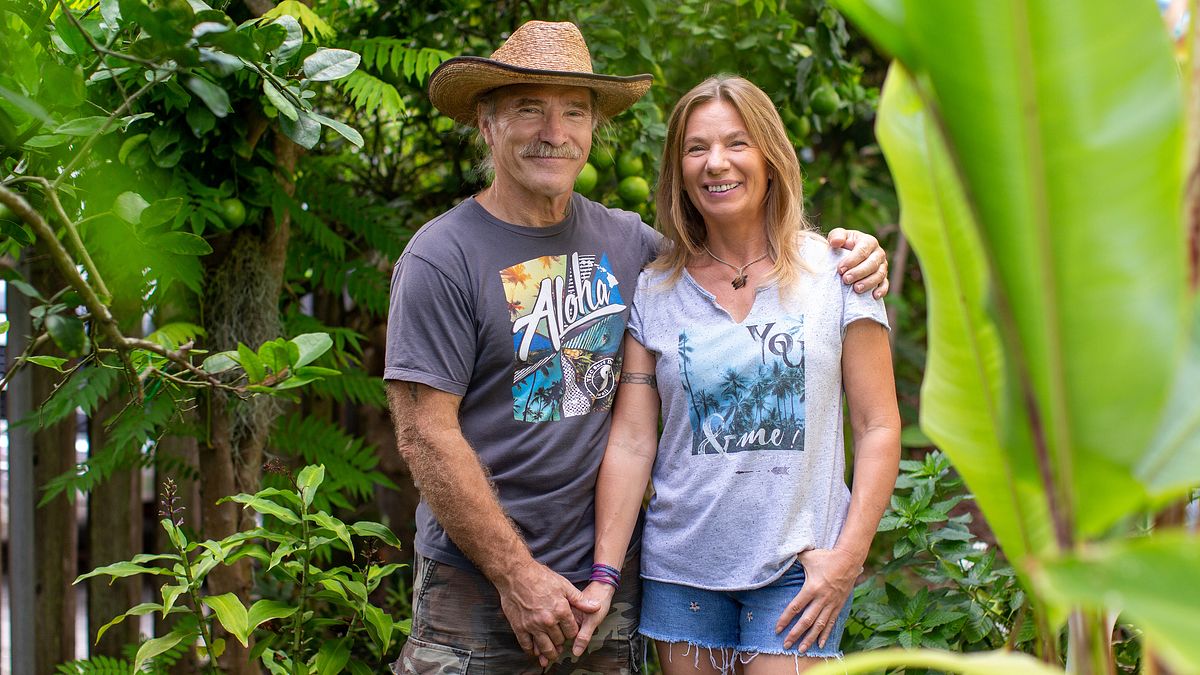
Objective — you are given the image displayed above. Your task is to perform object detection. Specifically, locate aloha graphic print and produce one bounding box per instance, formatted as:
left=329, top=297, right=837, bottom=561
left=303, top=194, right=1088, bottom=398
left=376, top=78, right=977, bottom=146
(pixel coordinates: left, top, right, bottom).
left=502, top=252, right=626, bottom=422
left=679, top=318, right=806, bottom=454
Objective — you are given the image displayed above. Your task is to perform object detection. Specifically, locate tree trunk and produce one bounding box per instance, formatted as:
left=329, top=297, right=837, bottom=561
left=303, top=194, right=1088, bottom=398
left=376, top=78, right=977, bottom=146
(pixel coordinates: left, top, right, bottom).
left=86, top=398, right=143, bottom=657
left=87, top=302, right=144, bottom=657
left=197, top=129, right=299, bottom=674
left=32, top=248, right=79, bottom=674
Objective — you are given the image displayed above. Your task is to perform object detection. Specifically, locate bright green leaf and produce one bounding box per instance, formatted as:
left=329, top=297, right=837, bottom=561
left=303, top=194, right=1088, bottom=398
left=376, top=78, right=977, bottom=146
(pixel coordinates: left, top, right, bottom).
left=132, top=626, right=192, bottom=673
left=349, top=520, right=401, bottom=549
left=54, top=116, right=112, bottom=137
left=303, top=48, right=361, bottom=81
left=220, top=494, right=301, bottom=524
left=296, top=464, right=325, bottom=507
left=238, top=342, right=266, bottom=383
left=314, top=637, right=351, bottom=675
left=247, top=599, right=297, bottom=633
left=201, top=350, right=239, bottom=373
left=290, top=332, right=332, bottom=368
left=25, top=355, right=68, bottom=371
left=1035, top=532, right=1200, bottom=674
left=311, top=112, right=364, bottom=148
left=202, top=593, right=250, bottom=646
left=114, top=191, right=150, bottom=224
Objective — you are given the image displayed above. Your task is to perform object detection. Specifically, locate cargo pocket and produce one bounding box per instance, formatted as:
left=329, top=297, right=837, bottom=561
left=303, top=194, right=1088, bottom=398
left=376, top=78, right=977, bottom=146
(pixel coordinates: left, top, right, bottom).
left=392, top=637, right=471, bottom=675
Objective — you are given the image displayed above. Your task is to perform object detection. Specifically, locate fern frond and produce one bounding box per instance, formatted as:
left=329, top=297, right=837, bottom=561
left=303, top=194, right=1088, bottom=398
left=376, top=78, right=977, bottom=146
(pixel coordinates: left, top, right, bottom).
left=344, top=39, right=450, bottom=86
left=55, top=654, right=129, bottom=674
left=268, top=413, right=395, bottom=508
left=343, top=264, right=389, bottom=317
left=145, top=322, right=207, bottom=349
left=39, top=391, right=181, bottom=505
left=306, top=369, right=386, bottom=408
left=273, top=189, right=349, bottom=260
left=337, top=71, right=405, bottom=117
left=25, top=364, right=120, bottom=430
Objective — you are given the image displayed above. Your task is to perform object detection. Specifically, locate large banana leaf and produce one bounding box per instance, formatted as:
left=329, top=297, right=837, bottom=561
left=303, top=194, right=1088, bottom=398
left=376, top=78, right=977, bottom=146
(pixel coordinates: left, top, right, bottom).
left=806, top=648, right=1064, bottom=675
left=875, top=66, right=1054, bottom=564
left=834, top=0, right=1191, bottom=537
left=1034, top=532, right=1200, bottom=673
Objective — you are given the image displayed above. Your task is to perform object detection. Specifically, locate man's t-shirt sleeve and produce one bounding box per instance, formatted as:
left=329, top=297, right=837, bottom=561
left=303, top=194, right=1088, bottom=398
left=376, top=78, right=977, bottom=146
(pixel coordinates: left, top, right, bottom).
left=383, top=253, right=476, bottom=396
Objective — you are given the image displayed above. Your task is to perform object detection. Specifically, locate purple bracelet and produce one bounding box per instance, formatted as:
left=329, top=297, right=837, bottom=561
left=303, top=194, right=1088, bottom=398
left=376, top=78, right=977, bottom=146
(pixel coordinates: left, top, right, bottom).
left=590, top=563, right=621, bottom=589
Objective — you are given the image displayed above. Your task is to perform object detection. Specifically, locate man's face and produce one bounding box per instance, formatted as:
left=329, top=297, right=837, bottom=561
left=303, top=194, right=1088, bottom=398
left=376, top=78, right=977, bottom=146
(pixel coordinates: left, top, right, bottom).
left=480, top=84, right=594, bottom=203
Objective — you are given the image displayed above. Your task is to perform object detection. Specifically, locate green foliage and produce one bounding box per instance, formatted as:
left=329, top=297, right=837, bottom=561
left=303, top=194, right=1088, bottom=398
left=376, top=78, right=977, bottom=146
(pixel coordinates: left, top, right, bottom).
left=836, top=0, right=1198, bottom=671
left=847, top=452, right=1035, bottom=659
left=77, top=469, right=405, bottom=673
left=55, top=635, right=189, bottom=674
left=268, top=413, right=395, bottom=511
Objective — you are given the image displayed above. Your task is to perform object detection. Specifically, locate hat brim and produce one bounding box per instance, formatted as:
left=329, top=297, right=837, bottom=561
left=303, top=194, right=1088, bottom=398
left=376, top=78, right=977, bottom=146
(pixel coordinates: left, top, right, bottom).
left=428, top=56, right=653, bottom=127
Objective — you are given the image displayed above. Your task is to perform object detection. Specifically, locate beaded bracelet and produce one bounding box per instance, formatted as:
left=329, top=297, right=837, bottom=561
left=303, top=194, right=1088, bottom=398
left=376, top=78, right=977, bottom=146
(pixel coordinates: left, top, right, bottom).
left=590, top=563, right=621, bottom=589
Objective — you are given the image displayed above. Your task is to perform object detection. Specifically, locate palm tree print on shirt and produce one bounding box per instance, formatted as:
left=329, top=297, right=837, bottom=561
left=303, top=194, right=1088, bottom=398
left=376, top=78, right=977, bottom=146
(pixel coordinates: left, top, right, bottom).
left=678, top=318, right=806, bottom=454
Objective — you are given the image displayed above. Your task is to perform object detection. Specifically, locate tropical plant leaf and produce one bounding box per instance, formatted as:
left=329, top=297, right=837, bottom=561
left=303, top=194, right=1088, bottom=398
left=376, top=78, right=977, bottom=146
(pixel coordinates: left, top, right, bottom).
left=1034, top=532, right=1200, bottom=675
left=874, top=67, right=1053, bottom=565
left=805, top=647, right=1063, bottom=675
left=835, top=0, right=1189, bottom=537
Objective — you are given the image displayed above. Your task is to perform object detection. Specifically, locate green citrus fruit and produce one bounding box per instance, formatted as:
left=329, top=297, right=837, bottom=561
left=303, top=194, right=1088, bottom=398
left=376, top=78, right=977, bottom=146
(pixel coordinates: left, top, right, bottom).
left=590, top=147, right=615, bottom=171
left=617, top=176, right=651, bottom=205
left=616, top=152, right=644, bottom=178
left=810, top=85, right=841, bottom=116
left=220, top=198, right=247, bottom=227
left=781, top=109, right=810, bottom=141
left=0, top=203, right=13, bottom=221
left=574, top=162, right=599, bottom=194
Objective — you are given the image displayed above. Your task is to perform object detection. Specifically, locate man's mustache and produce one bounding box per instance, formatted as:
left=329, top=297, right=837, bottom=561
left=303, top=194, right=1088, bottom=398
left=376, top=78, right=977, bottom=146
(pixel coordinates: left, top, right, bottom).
left=520, top=142, right=582, bottom=159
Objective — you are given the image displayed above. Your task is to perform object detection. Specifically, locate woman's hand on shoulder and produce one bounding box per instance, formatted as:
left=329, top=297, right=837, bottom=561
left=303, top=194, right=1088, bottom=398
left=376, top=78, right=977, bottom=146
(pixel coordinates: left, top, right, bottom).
left=774, top=548, right=862, bottom=653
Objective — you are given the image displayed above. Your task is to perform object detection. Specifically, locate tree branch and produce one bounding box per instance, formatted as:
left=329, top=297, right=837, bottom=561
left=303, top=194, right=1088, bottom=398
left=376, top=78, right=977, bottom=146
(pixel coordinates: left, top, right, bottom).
left=0, top=183, right=140, bottom=397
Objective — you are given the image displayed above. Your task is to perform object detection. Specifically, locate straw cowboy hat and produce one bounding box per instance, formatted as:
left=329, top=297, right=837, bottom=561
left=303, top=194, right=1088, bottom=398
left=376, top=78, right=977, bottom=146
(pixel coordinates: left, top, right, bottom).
left=427, top=20, right=653, bottom=126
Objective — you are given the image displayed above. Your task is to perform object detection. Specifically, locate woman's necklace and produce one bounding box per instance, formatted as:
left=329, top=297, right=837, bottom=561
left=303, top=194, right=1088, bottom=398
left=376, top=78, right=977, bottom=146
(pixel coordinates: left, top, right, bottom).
left=703, top=245, right=770, bottom=290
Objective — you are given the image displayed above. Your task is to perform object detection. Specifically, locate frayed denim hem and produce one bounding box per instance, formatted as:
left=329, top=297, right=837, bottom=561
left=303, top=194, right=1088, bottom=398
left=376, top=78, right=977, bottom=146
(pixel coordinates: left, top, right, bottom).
left=640, top=630, right=844, bottom=675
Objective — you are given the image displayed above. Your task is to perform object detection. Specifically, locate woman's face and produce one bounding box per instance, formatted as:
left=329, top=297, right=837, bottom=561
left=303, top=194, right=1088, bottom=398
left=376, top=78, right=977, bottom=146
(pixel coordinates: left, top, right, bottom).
left=680, top=99, right=770, bottom=231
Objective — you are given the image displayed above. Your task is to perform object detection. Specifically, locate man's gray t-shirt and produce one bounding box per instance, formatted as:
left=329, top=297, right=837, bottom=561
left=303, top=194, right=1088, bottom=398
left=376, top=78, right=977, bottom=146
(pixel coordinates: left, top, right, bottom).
left=385, top=194, right=659, bottom=582
left=627, top=236, right=888, bottom=590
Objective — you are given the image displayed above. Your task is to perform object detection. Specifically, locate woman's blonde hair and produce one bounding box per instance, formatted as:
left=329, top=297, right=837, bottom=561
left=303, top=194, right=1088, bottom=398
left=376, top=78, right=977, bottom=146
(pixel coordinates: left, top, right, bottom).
left=651, top=75, right=816, bottom=287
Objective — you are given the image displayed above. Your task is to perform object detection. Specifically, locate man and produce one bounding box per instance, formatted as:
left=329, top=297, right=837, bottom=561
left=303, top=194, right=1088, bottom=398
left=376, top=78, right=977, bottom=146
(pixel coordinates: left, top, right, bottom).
left=385, top=20, right=889, bottom=674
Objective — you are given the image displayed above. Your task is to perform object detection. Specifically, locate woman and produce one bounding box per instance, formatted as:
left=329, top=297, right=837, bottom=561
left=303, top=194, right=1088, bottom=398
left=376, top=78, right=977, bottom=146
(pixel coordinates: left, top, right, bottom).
left=582, top=75, right=901, bottom=673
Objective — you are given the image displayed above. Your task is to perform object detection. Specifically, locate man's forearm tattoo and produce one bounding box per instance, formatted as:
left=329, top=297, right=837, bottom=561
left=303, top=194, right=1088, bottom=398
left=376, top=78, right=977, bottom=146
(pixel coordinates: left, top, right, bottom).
left=621, top=372, right=657, bottom=389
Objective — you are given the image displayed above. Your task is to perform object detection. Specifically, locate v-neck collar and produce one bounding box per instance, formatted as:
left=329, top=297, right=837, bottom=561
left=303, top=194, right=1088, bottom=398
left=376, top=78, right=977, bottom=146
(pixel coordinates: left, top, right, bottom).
left=681, top=268, right=774, bottom=325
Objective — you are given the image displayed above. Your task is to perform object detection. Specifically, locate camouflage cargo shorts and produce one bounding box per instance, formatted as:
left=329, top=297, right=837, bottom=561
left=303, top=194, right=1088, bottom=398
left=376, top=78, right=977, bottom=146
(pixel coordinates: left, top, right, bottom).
left=392, top=551, right=643, bottom=674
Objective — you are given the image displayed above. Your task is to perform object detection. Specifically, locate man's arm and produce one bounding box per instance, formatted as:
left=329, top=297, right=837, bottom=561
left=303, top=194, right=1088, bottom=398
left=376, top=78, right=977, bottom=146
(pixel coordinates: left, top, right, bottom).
left=828, top=227, right=890, bottom=298
left=387, top=380, right=597, bottom=665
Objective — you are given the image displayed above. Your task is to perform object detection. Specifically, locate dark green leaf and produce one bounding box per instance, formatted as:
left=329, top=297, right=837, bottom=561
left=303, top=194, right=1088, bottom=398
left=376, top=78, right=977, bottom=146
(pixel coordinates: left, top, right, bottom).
left=141, top=198, right=184, bottom=227
left=311, top=112, right=363, bottom=148
left=185, top=76, right=232, bottom=118
left=0, top=84, right=51, bottom=124
left=46, top=313, right=89, bottom=356
left=152, top=231, right=212, bottom=256
left=279, top=109, right=320, bottom=149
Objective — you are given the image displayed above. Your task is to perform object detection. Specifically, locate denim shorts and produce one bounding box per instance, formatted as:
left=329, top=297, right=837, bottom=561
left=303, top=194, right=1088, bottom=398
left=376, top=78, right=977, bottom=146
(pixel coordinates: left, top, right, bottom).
left=639, top=560, right=852, bottom=660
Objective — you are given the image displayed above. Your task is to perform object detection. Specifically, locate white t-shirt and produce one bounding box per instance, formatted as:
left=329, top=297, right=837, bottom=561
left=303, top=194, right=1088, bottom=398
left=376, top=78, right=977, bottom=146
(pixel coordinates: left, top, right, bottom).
left=627, top=236, right=889, bottom=590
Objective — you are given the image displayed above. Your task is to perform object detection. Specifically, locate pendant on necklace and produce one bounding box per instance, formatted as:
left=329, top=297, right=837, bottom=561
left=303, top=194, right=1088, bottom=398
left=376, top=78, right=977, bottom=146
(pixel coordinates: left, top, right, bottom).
left=731, top=275, right=748, bottom=290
